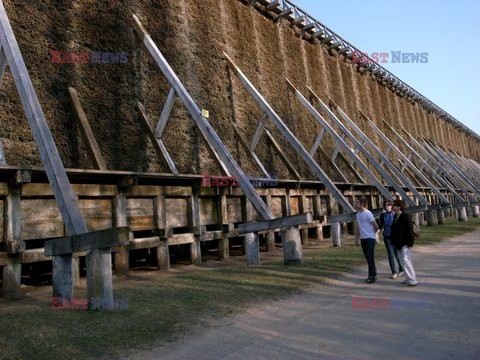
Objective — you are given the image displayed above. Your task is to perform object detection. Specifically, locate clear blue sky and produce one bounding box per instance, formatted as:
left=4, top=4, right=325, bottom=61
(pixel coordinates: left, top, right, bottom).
left=292, top=0, right=480, bottom=136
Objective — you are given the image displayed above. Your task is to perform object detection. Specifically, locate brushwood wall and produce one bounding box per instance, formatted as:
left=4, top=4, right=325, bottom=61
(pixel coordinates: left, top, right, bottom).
left=1, top=0, right=478, bottom=181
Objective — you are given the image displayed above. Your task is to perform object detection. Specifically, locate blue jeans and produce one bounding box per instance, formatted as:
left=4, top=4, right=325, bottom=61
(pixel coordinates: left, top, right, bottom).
left=384, top=237, right=403, bottom=274
left=361, top=238, right=376, bottom=279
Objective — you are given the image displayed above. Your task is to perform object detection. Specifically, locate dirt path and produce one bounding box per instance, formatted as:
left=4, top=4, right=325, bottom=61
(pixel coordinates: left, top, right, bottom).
left=125, top=229, right=480, bottom=360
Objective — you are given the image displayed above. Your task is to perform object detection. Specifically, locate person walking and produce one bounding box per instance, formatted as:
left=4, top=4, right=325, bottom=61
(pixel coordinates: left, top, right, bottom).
left=355, top=197, right=379, bottom=284
left=379, top=200, right=404, bottom=279
left=391, top=199, right=418, bottom=286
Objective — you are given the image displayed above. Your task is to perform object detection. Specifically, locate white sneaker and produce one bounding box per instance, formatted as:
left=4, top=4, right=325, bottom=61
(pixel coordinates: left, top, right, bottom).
left=397, top=271, right=404, bottom=277
left=391, top=273, right=397, bottom=279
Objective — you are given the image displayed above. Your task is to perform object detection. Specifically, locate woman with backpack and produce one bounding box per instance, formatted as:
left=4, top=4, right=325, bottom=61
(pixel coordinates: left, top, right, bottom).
left=391, top=199, right=418, bottom=286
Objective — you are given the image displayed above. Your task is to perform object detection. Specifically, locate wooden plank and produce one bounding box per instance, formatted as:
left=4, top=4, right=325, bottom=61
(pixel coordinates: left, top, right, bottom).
left=200, top=197, right=218, bottom=225
left=68, top=87, right=107, bottom=171
left=238, top=213, right=313, bottom=234
left=79, top=198, right=113, bottom=232
left=264, top=129, right=302, bottom=180
left=328, top=99, right=429, bottom=206
left=232, top=123, right=270, bottom=178
left=20, top=199, right=64, bottom=240
left=283, top=80, right=393, bottom=203
left=167, top=233, right=195, bottom=246
left=225, top=53, right=353, bottom=214
left=126, top=198, right=155, bottom=230
left=165, top=197, right=189, bottom=227
left=133, top=16, right=274, bottom=219
left=137, top=101, right=179, bottom=175
left=226, top=197, right=243, bottom=223
left=45, top=227, right=129, bottom=256
left=156, top=86, right=176, bottom=138
left=21, top=183, right=118, bottom=197
left=0, top=45, right=6, bottom=88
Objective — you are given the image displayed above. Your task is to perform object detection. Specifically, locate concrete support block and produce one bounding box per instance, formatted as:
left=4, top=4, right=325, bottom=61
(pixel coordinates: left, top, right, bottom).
left=2, top=256, right=21, bottom=299
left=52, top=255, right=74, bottom=300
left=473, top=205, right=480, bottom=218
left=426, top=210, right=437, bottom=226
left=437, top=209, right=445, bottom=224
left=457, top=207, right=468, bottom=222
left=244, top=232, right=260, bottom=265
left=315, top=225, right=323, bottom=240
left=280, top=226, right=303, bottom=264
left=218, top=236, right=229, bottom=260
left=331, top=222, right=342, bottom=247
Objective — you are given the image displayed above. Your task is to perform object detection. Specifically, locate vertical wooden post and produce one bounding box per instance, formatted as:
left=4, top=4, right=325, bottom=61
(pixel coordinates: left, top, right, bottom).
left=417, top=212, right=425, bottom=226
left=265, top=194, right=276, bottom=251
left=244, top=232, right=260, bottom=265
left=217, top=193, right=229, bottom=260
left=189, top=187, right=201, bottom=265
left=466, top=205, right=473, bottom=218
left=154, top=191, right=170, bottom=270
left=299, top=195, right=310, bottom=246
left=313, top=194, right=323, bottom=240
left=241, top=195, right=260, bottom=263
left=2, top=186, right=22, bottom=299
left=113, top=191, right=129, bottom=276
left=281, top=226, right=303, bottom=264
left=86, top=248, right=113, bottom=301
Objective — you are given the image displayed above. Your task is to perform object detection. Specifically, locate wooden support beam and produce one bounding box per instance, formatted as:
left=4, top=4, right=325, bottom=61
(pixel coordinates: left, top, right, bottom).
left=250, top=113, right=268, bottom=152
left=365, top=115, right=450, bottom=204
left=45, top=227, right=129, bottom=256
left=328, top=99, right=428, bottom=207
left=383, top=121, right=466, bottom=204
left=0, top=1, right=92, bottom=300
left=137, top=101, right=179, bottom=175
left=266, top=0, right=280, bottom=10
left=232, top=123, right=270, bottom=178
left=134, top=16, right=273, bottom=221
left=113, top=191, right=129, bottom=276
left=284, top=79, right=394, bottom=203
left=275, top=8, right=293, bottom=21
left=2, top=185, right=22, bottom=298
left=68, top=87, right=107, bottom=171
left=309, top=128, right=326, bottom=156
left=238, top=213, right=313, bottom=234
left=156, top=87, right=176, bottom=138
left=292, top=15, right=306, bottom=26
left=304, top=85, right=417, bottom=205
left=224, top=53, right=353, bottom=214
left=265, top=129, right=301, bottom=181
left=0, top=45, right=6, bottom=88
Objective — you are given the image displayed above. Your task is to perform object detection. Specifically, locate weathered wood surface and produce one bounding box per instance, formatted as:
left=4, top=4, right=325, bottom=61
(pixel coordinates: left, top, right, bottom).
left=238, top=213, right=313, bottom=234
left=44, top=227, right=129, bottom=256
left=69, top=87, right=107, bottom=171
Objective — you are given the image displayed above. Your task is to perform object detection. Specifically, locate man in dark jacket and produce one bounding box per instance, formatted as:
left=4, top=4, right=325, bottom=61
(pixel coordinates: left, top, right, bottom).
left=391, top=199, right=418, bottom=286
left=379, top=201, right=404, bottom=279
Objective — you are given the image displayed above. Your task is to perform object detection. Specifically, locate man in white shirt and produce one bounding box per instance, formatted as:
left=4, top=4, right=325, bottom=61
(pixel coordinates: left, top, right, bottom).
left=355, top=196, right=379, bottom=283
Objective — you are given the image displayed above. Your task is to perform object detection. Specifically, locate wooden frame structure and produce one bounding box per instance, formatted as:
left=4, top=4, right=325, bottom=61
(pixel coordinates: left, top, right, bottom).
left=132, top=15, right=312, bottom=265
left=0, top=1, right=129, bottom=300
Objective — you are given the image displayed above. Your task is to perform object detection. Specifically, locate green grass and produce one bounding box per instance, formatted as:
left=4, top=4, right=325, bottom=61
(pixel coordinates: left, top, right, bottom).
left=0, top=218, right=479, bottom=359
